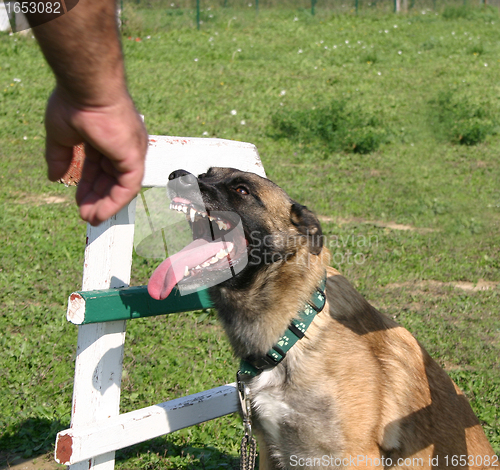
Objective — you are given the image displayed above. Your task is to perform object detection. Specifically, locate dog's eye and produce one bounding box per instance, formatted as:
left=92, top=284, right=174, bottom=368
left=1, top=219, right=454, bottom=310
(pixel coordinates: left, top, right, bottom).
left=235, top=186, right=249, bottom=195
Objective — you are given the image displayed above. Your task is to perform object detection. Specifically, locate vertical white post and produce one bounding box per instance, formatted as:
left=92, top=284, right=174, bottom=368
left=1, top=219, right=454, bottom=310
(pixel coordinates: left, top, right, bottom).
left=68, top=201, right=136, bottom=470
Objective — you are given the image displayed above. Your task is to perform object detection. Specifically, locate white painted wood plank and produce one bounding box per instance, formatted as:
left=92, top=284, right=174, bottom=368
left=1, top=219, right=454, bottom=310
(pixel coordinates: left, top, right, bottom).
left=56, top=384, right=239, bottom=465
left=67, top=202, right=137, bottom=470
left=143, top=136, right=266, bottom=187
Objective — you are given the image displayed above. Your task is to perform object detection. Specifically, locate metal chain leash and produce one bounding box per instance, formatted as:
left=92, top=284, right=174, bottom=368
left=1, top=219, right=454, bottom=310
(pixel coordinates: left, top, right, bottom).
left=240, top=433, right=257, bottom=470
left=237, top=372, right=257, bottom=470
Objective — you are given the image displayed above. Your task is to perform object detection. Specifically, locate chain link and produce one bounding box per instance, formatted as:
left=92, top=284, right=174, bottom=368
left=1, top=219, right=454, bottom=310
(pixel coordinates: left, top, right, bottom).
left=237, top=372, right=257, bottom=470
left=240, top=433, right=257, bottom=470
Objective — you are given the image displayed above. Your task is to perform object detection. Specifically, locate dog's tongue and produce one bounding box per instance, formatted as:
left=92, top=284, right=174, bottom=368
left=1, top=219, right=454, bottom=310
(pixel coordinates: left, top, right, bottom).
left=147, top=238, right=230, bottom=300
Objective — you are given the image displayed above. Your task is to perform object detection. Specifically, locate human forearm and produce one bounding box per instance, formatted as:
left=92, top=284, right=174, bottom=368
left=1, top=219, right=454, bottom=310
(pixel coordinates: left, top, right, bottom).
left=27, top=0, right=126, bottom=107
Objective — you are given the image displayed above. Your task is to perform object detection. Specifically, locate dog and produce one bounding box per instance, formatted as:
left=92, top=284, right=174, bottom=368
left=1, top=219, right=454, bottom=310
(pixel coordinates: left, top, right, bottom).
left=148, top=167, right=496, bottom=469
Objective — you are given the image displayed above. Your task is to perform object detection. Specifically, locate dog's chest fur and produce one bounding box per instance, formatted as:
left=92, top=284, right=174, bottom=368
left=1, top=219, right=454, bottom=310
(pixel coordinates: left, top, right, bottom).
left=247, top=357, right=345, bottom=469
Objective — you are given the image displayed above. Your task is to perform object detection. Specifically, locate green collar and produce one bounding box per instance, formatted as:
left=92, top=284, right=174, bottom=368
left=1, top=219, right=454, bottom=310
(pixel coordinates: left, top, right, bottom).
left=239, top=273, right=327, bottom=378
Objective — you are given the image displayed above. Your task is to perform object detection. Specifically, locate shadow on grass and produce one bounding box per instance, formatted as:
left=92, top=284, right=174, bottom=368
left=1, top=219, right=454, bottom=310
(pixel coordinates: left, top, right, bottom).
left=0, top=417, right=65, bottom=465
left=116, top=437, right=241, bottom=470
left=1, top=419, right=241, bottom=469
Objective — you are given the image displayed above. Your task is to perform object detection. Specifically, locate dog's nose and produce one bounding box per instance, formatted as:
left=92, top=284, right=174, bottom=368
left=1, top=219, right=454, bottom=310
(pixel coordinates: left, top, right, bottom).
left=168, top=170, right=197, bottom=189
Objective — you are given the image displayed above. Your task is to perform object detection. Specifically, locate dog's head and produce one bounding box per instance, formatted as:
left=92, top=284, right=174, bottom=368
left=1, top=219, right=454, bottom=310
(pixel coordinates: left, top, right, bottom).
left=147, top=167, right=323, bottom=300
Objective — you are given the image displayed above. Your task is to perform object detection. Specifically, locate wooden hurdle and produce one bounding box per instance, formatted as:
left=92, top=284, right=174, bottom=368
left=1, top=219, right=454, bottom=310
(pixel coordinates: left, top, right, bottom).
left=54, top=136, right=266, bottom=469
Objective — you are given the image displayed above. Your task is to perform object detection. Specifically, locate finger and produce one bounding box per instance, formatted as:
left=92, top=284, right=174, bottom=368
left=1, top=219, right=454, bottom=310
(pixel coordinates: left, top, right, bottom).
left=79, top=184, right=136, bottom=226
left=44, top=136, right=74, bottom=181
left=75, top=158, right=101, bottom=206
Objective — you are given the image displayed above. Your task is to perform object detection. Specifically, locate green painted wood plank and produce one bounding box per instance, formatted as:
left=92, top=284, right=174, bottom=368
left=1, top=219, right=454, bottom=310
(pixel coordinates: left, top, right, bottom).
left=67, top=286, right=213, bottom=325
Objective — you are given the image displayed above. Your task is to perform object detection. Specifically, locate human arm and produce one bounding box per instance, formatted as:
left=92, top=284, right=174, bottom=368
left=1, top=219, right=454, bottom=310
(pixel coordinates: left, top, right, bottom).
left=27, top=0, right=148, bottom=225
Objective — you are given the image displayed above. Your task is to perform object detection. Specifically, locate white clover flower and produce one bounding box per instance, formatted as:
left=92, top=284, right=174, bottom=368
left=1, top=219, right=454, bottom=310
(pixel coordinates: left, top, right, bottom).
left=377, top=72, right=381, bottom=75
left=398, top=51, right=402, bottom=54
left=484, top=63, right=488, bottom=67
left=240, top=120, right=246, bottom=125
left=194, top=58, right=199, bottom=62
left=13, top=78, right=21, bottom=82
left=202, top=131, right=209, bottom=136
left=298, top=49, right=303, bottom=53
left=294, top=17, right=298, bottom=21
left=23, top=136, right=27, bottom=140
left=237, top=48, right=242, bottom=52
left=345, top=40, right=349, bottom=44
left=280, top=90, right=286, bottom=96
left=231, top=110, right=237, bottom=115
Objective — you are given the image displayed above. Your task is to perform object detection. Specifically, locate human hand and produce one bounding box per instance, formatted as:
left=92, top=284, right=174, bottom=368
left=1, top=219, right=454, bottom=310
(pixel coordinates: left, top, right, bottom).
left=44, top=86, right=148, bottom=226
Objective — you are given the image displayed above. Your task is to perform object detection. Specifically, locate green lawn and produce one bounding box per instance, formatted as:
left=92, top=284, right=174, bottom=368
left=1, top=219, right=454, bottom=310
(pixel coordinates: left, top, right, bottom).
left=0, top=5, right=499, bottom=468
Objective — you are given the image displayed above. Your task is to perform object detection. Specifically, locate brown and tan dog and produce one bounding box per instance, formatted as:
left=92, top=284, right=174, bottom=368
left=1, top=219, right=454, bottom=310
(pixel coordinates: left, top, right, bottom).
left=148, top=167, right=496, bottom=470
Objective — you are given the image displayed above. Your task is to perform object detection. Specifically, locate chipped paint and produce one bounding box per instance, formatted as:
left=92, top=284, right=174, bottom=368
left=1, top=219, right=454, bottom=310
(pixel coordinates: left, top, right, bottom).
left=54, top=433, right=73, bottom=465
left=67, top=292, right=86, bottom=325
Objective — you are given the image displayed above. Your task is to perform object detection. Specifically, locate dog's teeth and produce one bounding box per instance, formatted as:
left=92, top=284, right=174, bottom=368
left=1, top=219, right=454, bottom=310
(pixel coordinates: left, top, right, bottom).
left=216, top=250, right=226, bottom=260
left=209, top=256, right=218, bottom=264
left=194, top=264, right=201, bottom=270
left=201, top=212, right=207, bottom=218
left=182, top=206, right=188, bottom=214
left=201, top=261, right=210, bottom=268
left=208, top=215, right=215, bottom=221
left=216, top=220, right=225, bottom=230
left=190, top=208, right=196, bottom=222
left=184, top=265, right=189, bottom=277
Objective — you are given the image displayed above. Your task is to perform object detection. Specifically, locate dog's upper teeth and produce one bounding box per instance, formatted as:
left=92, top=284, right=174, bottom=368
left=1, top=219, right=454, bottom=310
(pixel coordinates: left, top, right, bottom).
left=182, top=206, right=188, bottom=214
left=208, top=215, right=215, bottom=221
left=184, top=265, right=189, bottom=277
left=216, top=249, right=227, bottom=260
left=201, top=261, right=210, bottom=268
left=216, top=220, right=226, bottom=230
left=209, top=256, right=219, bottom=264
left=190, top=208, right=197, bottom=222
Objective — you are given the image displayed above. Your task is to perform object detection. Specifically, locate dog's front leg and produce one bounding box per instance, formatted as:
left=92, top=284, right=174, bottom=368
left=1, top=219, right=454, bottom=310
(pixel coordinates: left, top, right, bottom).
left=255, top=432, right=280, bottom=470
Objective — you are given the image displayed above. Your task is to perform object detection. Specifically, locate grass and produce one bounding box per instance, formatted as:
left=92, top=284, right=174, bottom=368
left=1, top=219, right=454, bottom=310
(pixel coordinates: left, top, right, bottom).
left=0, top=3, right=499, bottom=468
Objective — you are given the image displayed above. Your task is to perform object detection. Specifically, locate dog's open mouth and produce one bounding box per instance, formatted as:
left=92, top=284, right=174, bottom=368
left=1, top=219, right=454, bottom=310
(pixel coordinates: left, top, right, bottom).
left=147, top=196, right=247, bottom=300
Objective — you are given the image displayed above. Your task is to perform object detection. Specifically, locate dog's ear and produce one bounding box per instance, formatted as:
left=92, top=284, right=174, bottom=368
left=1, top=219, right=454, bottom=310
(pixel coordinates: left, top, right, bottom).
left=290, top=202, right=323, bottom=255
